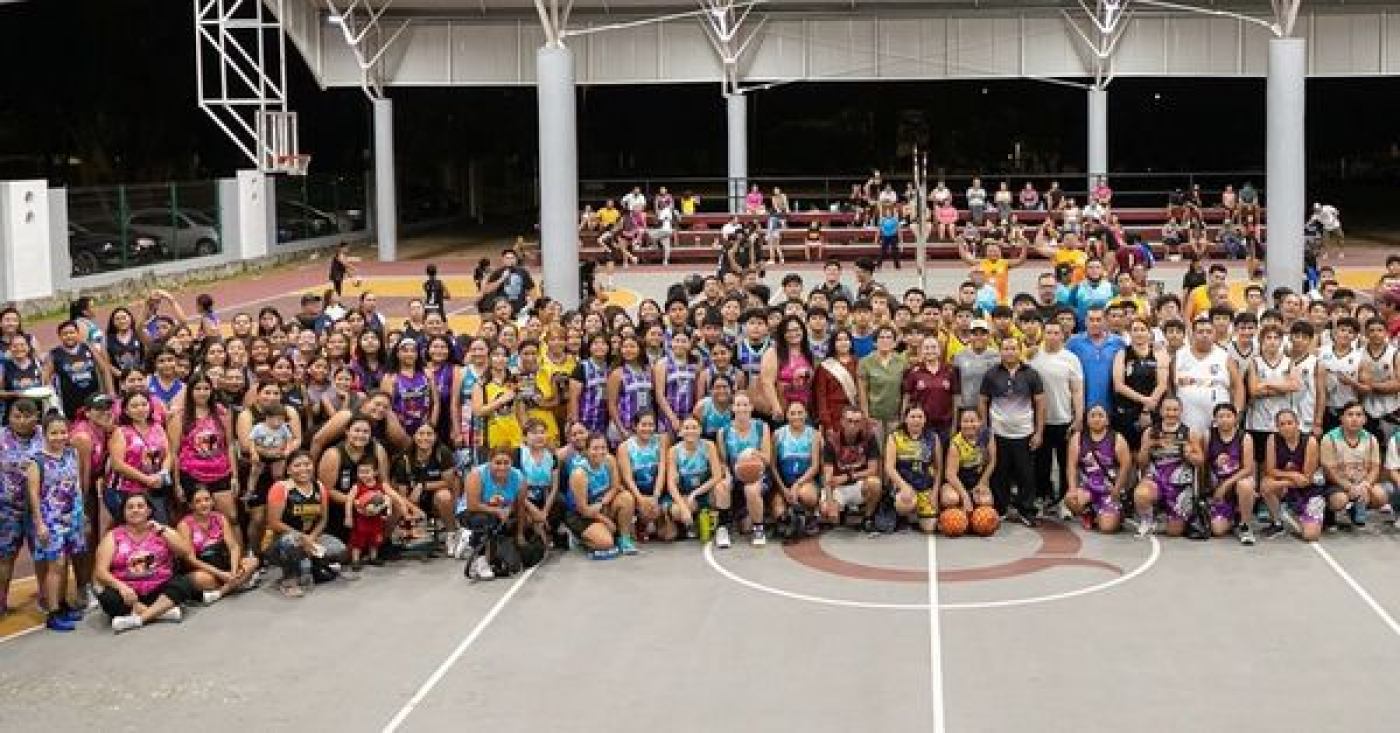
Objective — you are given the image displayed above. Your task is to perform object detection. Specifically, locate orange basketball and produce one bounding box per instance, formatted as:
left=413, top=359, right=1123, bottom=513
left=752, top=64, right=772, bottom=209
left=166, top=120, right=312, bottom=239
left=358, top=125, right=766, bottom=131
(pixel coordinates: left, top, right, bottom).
left=938, top=508, right=968, bottom=537
left=970, top=505, right=1001, bottom=537
left=734, top=451, right=765, bottom=485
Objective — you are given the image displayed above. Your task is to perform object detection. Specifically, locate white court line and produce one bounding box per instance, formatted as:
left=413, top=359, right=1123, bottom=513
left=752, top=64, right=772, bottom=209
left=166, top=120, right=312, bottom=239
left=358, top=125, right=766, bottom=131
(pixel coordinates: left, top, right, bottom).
left=381, top=565, right=538, bottom=733
left=926, top=535, right=947, bottom=733
left=1310, top=544, right=1400, bottom=639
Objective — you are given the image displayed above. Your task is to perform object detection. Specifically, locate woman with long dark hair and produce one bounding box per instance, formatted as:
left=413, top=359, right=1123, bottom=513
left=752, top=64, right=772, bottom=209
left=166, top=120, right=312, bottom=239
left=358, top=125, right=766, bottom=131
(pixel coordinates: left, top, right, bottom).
left=169, top=374, right=239, bottom=540
left=760, top=315, right=816, bottom=422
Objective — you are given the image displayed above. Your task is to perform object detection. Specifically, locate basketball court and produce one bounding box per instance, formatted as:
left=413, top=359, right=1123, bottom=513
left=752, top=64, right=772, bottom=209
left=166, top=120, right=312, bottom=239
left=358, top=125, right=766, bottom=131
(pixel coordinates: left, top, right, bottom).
left=3, top=518, right=1399, bottom=732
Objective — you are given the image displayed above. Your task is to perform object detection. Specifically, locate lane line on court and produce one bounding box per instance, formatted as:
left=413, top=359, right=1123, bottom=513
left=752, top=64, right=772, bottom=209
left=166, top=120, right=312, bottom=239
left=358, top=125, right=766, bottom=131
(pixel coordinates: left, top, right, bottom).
left=926, top=536, right=947, bottom=733
left=1311, top=544, right=1400, bottom=639
left=381, top=565, right=538, bottom=733
left=703, top=534, right=1160, bottom=612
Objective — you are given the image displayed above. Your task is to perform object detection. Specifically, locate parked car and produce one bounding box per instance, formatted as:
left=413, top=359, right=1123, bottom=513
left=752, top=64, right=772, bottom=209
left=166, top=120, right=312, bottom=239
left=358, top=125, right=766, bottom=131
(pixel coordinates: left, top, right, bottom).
left=125, top=208, right=221, bottom=258
left=276, top=200, right=348, bottom=242
left=68, top=222, right=161, bottom=276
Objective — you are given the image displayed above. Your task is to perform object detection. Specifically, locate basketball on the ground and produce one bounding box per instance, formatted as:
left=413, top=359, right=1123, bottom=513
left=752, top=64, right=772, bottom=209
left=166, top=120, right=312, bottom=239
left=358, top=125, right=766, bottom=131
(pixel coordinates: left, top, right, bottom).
left=734, top=451, right=765, bottom=485
left=938, top=508, right=968, bottom=537
left=970, top=505, right=1000, bottom=536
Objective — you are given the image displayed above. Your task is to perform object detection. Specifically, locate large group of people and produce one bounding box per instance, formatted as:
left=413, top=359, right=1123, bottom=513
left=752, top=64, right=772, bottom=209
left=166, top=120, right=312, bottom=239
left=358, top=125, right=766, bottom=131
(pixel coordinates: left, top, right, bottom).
left=0, top=196, right=1392, bottom=637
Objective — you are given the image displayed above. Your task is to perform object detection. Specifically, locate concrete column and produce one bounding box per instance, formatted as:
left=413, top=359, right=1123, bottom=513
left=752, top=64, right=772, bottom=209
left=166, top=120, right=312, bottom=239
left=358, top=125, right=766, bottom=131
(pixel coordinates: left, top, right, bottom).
left=537, top=44, right=580, bottom=310
left=1087, top=87, right=1108, bottom=192
left=373, top=97, right=398, bottom=262
left=230, top=170, right=275, bottom=260
left=726, top=93, right=748, bottom=214
left=0, top=181, right=55, bottom=302
left=1267, top=37, right=1306, bottom=295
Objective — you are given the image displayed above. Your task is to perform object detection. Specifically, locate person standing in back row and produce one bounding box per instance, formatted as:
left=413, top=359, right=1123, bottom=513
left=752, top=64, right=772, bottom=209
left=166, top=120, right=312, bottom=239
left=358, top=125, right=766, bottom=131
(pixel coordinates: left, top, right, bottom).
left=328, top=242, right=359, bottom=297
left=980, top=335, right=1045, bottom=527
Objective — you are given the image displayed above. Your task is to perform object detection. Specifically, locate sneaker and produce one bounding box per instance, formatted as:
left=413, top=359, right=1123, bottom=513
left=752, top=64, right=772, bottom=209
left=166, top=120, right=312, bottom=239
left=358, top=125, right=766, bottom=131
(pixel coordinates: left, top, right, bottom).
left=1056, top=502, right=1074, bottom=521
left=588, top=547, right=621, bottom=561
left=82, top=587, right=100, bottom=612
left=202, top=590, right=222, bottom=605
left=111, top=615, right=143, bottom=634
left=1135, top=516, right=1156, bottom=539
left=752, top=527, right=767, bottom=547
left=45, top=613, right=76, bottom=633
left=1259, top=523, right=1287, bottom=540
left=1017, top=511, right=1038, bottom=529
left=618, top=536, right=639, bottom=555
left=469, top=555, right=495, bottom=580
left=861, top=517, right=876, bottom=535
left=159, top=607, right=183, bottom=624
left=715, top=526, right=732, bottom=549
left=1351, top=500, right=1369, bottom=528
left=1237, top=524, right=1257, bottom=546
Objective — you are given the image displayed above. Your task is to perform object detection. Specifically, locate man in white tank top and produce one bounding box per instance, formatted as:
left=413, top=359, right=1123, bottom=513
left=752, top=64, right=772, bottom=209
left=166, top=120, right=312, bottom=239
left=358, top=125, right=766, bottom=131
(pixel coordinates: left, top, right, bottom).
left=1286, top=321, right=1325, bottom=437
left=1318, top=317, right=1365, bottom=430
left=1245, top=325, right=1296, bottom=439
left=1360, top=317, right=1400, bottom=438
left=1173, top=318, right=1242, bottom=436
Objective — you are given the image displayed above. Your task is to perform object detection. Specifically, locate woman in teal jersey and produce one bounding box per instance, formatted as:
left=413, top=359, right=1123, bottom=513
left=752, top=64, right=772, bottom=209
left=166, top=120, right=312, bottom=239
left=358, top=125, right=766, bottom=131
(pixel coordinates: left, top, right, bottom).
left=713, top=391, right=774, bottom=548
left=564, top=432, right=629, bottom=559
left=517, top=419, right=562, bottom=547
left=665, top=415, right=724, bottom=540
left=617, top=411, right=670, bottom=542
left=693, top=373, right=735, bottom=441
left=771, top=400, right=822, bottom=522
left=461, top=446, right=525, bottom=580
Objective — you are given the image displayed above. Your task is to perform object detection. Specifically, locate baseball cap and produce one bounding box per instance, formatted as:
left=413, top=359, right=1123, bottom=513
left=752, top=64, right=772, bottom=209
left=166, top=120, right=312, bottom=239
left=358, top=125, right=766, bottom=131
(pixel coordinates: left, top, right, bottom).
left=970, top=319, right=990, bottom=332
left=86, top=394, right=115, bottom=410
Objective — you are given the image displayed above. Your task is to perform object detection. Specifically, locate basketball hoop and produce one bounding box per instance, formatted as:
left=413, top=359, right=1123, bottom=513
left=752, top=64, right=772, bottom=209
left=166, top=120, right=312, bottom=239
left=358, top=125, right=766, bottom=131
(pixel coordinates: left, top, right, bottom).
left=276, top=153, right=312, bottom=176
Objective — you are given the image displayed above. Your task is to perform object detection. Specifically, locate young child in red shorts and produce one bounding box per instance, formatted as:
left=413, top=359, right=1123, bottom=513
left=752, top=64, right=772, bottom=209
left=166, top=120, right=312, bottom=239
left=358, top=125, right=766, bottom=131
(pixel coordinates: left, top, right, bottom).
left=343, top=458, right=388, bottom=578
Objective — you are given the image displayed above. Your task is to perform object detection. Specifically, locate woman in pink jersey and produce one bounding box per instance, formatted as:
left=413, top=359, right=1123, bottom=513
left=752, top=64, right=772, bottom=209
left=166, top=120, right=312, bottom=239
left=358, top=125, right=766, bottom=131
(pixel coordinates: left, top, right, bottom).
left=106, top=390, right=174, bottom=525
left=178, top=486, right=258, bottom=604
left=169, top=374, right=239, bottom=538
left=93, top=493, right=198, bottom=633
left=69, top=393, right=117, bottom=609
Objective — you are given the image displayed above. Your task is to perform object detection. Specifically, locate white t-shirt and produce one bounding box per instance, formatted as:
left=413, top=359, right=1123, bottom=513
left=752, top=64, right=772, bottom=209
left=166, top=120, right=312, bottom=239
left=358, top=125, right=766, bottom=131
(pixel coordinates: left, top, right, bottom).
left=621, top=192, right=647, bottom=212
left=1029, top=347, right=1084, bottom=426
left=1174, top=345, right=1231, bottom=436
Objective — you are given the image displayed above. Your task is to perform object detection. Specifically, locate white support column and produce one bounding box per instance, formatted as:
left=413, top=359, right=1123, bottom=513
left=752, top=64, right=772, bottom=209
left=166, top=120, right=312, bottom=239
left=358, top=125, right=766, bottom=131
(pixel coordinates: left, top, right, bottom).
left=1267, top=37, right=1306, bottom=295
left=0, top=181, right=55, bottom=302
left=1088, top=87, right=1108, bottom=190
left=373, top=97, right=398, bottom=262
left=726, top=93, right=748, bottom=214
left=537, top=44, right=580, bottom=310
left=230, top=171, right=275, bottom=260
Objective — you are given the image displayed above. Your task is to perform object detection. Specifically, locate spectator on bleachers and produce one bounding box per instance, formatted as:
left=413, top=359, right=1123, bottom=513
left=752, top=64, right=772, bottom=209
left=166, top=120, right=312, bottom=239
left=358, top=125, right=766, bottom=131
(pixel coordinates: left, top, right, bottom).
left=935, top=199, right=959, bottom=242
left=877, top=184, right=898, bottom=208
left=1161, top=216, right=1184, bottom=259
left=966, top=178, right=988, bottom=225
left=597, top=200, right=621, bottom=230
left=578, top=206, right=599, bottom=233
left=993, top=182, right=1014, bottom=223
left=621, top=186, right=647, bottom=213
left=1019, top=182, right=1040, bottom=211
left=930, top=180, right=952, bottom=208
left=804, top=220, right=824, bottom=262
left=744, top=185, right=765, bottom=215
left=876, top=207, right=902, bottom=270
left=1062, top=198, right=1082, bottom=236
left=1092, top=176, right=1113, bottom=206
left=1238, top=181, right=1259, bottom=222
left=1309, top=203, right=1344, bottom=260
left=654, top=187, right=675, bottom=215
left=863, top=170, right=883, bottom=201
left=1045, top=181, right=1065, bottom=211
left=680, top=191, right=700, bottom=217
left=1220, top=185, right=1238, bottom=221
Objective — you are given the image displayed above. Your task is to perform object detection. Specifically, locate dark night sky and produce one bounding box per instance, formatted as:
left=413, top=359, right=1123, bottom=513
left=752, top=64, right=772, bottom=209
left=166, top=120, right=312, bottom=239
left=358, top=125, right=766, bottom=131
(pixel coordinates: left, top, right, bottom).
left=2, top=0, right=1398, bottom=217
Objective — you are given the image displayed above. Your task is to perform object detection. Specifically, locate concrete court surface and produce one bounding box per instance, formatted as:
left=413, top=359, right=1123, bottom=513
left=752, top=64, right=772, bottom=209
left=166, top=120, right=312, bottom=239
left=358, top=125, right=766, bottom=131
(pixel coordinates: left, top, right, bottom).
left=3, top=522, right=1400, bottom=733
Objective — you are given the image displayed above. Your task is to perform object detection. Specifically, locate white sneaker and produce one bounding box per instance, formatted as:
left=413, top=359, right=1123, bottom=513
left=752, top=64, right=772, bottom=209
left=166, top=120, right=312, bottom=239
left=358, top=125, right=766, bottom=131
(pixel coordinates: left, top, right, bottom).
left=159, top=607, right=183, bottom=623
left=752, top=527, right=767, bottom=547
left=715, top=526, right=732, bottom=549
left=202, top=590, right=222, bottom=605
left=1135, top=517, right=1156, bottom=539
left=1281, top=507, right=1304, bottom=536
left=453, top=530, right=474, bottom=560
left=82, top=587, right=100, bottom=611
left=1056, top=502, right=1073, bottom=521
left=111, top=615, right=143, bottom=634
left=470, top=555, right=495, bottom=581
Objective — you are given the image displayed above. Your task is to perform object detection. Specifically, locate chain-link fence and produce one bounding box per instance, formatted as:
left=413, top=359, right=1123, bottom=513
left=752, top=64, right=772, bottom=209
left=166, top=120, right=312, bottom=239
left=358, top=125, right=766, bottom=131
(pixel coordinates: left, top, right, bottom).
left=274, top=173, right=366, bottom=245
left=65, top=182, right=222, bottom=277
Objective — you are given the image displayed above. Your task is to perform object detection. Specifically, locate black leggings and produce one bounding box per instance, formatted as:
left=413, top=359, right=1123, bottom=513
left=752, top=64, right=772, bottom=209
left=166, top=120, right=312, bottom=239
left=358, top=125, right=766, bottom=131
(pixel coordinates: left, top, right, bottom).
left=97, top=574, right=196, bottom=618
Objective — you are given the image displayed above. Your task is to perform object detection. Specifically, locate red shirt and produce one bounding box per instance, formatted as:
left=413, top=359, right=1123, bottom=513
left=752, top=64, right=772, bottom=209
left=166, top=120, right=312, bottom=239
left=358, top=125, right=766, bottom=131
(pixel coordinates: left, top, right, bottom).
left=902, top=363, right=957, bottom=429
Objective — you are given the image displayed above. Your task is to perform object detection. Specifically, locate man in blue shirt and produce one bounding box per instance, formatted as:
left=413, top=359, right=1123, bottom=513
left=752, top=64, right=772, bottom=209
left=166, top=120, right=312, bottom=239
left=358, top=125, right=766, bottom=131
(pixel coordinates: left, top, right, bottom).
left=876, top=210, right=902, bottom=270
left=1066, top=305, right=1124, bottom=412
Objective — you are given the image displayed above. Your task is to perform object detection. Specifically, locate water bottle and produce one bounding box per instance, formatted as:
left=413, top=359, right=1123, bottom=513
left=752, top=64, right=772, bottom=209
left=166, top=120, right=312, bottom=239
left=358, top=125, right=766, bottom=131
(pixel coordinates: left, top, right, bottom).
left=696, top=507, right=714, bottom=543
